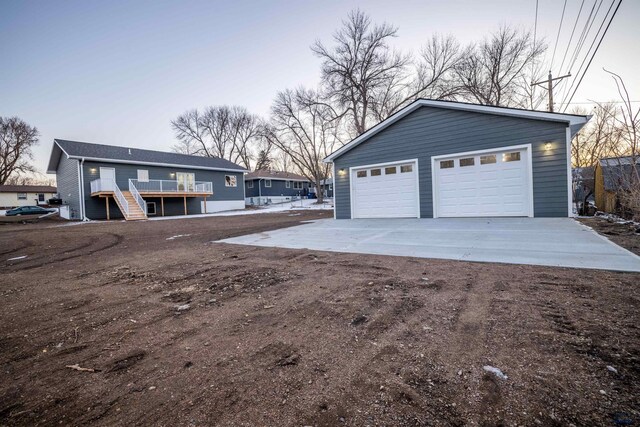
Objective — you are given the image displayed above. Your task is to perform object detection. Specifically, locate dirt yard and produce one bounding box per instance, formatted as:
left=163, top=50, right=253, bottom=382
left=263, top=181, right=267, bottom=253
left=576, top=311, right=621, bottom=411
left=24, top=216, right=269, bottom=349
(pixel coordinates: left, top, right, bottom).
left=1, top=212, right=638, bottom=426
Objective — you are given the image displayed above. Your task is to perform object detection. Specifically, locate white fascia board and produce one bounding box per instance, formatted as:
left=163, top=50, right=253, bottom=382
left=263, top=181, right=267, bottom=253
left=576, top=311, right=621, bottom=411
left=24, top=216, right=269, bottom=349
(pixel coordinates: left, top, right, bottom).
left=65, top=156, right=247, bottom=173
left=246, top=176, right=309, bottom=182
left=324, top=99, right=591, bottom=162
left=46, top=140, right=71, bottom=173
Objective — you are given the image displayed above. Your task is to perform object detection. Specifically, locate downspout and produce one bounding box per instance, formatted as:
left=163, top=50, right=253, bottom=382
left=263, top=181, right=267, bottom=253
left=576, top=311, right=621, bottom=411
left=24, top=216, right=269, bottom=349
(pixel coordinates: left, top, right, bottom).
left=79, top=157, right=88, bottom=221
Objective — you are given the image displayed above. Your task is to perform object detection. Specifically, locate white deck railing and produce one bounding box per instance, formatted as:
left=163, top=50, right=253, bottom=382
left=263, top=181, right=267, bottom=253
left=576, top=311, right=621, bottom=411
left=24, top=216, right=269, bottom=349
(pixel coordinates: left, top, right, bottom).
left=130, top=179, right=213, bottom=194
left=91, top=178, right=129, bottom=215
left=128, top=179, right=147, bottom=215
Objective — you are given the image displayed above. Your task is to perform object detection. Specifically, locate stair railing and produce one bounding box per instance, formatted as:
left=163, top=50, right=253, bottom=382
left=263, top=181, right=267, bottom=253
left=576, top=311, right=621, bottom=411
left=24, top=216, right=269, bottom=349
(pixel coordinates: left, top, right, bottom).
left=110, top=180, right=129, bottom=216
left=128, top=179, right=147, bottom=216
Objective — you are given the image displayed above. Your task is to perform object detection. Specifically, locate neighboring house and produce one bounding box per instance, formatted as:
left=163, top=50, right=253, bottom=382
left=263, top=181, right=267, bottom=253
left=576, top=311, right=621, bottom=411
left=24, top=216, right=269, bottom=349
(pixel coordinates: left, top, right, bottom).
left=0, top=185, right=57, bottom=208
left=594, top=156, right=640, bottom=213
left=324, top=99, right=590, bottom=219
left=244, top=170, right=311, bottom=205
left=310, top=178, right=333, bottom=198
left=47, top=139, right=246, bottom=220
left=573, top=166, right=595, bottom=215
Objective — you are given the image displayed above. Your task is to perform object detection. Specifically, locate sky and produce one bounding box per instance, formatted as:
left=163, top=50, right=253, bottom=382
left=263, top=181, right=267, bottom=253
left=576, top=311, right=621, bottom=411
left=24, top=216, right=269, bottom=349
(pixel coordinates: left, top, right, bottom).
left=1, top=0, right=638, bottom=178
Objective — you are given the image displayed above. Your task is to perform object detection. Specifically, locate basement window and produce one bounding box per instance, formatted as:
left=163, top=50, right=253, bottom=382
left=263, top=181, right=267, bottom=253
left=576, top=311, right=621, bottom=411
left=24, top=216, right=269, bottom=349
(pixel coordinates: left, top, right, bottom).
left=440, top=160, right=454, bottom=169
left=146, top=202, right=156, bottom=215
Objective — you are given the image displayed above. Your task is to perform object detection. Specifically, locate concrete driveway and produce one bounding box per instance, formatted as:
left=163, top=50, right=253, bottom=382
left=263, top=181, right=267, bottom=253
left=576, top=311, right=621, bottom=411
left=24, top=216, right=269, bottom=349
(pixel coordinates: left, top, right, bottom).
left=219, top=218, right=640, bottom=272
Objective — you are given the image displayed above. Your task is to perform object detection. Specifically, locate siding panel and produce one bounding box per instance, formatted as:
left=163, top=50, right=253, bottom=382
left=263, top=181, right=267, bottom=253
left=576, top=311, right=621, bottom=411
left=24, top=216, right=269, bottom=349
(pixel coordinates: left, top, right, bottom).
left=56, top=156, right=82, bottom=219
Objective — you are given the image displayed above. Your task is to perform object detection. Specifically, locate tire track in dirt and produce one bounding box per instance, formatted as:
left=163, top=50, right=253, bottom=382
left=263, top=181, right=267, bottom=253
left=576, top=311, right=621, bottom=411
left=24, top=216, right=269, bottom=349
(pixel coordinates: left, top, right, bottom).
left=7, top=232, right=124, bottom=271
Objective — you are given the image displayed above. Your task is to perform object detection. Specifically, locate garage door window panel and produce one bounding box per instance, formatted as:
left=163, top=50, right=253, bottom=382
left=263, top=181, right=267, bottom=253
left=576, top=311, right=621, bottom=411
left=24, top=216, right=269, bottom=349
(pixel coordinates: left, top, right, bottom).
left=400, top=165, right=413, bottom=173
left=440, top=160, right=454, bottom=169
left=480, top=155, right=496, bottom=165
left=459, top=158, right=475, bottom=167
left=356, top=170, right=367, bottom=178
left=370, top=169, right=381, bottom=176
left=385, top=167, right=397, bottom=175
left=503, top=152, right=521, bottom=162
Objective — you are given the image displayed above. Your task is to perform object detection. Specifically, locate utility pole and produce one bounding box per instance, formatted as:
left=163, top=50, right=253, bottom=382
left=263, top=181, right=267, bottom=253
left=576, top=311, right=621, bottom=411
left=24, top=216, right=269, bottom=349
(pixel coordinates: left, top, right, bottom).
left=531, top=72, right=571, bottom=112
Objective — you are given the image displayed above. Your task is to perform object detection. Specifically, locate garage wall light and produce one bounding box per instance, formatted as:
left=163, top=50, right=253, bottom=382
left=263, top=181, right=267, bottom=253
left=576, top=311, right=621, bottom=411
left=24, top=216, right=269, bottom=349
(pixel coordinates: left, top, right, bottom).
left=338, top=168, right=347, bottom=176
left=89, top=168, right=97, bottom=174
left=544, top=142, right=553, bottom=151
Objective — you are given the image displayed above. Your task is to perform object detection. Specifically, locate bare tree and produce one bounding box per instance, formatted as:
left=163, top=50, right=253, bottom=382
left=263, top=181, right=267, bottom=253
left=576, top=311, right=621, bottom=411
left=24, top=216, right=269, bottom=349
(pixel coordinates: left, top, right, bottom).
left=171, top=106, right=263, bottom=169
left=312, top=10, right=460, bottom=137
left=454, top=26, right=546, bottom=107
left=0, top=117, right=39, bottom=185
left=263, top=88, right=343, bottom=203
left=254, top=149, right=272, bottom=171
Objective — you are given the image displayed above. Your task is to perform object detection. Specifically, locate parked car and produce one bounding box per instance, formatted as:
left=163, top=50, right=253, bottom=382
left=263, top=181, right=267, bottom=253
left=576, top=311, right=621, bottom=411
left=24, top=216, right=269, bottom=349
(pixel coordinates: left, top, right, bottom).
left=5, top=206, right=56, bottom=216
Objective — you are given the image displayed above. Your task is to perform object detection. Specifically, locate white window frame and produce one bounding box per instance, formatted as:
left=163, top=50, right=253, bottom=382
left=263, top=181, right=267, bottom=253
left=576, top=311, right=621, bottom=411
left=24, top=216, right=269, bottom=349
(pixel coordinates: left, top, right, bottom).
left=17, top=192, right=27, bottom=200
left=137, top=169, right=149, bottom=182
left=247, top=180, right=254, bottom=189
left=293, top=181, right=303, bottom=190
left=38, top=193, right=45, bottom=202
left=264, top=179, right=271, bottom=188
left=430, top=143, right=533, bottom=219
left=225, top=175, right=237, bottom=187
left=286, top=181, right=291, bottom=188
left=146, top=201, right=156, bottom=215
left=349, top=158, right=420, bottom=219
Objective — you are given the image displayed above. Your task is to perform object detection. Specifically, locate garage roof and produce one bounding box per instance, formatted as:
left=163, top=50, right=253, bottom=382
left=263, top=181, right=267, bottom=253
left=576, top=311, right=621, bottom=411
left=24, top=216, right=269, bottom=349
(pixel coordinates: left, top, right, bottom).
left=324, top=99, right=591, bottom=162
left=47, top=139, right=247, bottom=173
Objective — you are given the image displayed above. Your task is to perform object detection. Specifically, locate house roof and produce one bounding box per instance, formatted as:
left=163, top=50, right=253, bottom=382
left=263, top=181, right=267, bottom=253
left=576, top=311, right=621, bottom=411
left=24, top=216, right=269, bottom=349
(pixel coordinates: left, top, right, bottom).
left=598, top=156, right=640, bottom=191
left=47, top=139, right=247, bottom=173
left=324, top=99, right=591, bottom=162
left=0, top=185, right=57, bottom=193
left=245, top=170, right=309, bottom=181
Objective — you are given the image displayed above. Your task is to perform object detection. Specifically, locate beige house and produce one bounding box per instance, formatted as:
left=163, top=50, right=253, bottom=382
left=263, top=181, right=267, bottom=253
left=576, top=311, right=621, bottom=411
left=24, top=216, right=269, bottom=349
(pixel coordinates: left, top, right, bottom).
left=0, top=185, right=57, bottom=208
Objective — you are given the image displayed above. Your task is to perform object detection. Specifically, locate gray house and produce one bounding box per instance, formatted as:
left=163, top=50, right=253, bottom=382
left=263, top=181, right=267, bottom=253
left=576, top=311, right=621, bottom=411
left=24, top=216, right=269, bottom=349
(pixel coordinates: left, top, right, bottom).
left=47, top=139, right=246, bottom=220
left=244, top=170, right=311, bottom=205
left=324, top=99, right=590, bottom=219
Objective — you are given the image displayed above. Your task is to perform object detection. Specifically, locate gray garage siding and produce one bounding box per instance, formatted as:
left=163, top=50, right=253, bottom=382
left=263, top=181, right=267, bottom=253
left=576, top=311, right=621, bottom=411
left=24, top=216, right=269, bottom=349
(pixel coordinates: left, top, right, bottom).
left=333, top=106, right=569, bottom=219
left=82, top=161, right=244, bottom=220
left=55, top=156, right=82, bottom=219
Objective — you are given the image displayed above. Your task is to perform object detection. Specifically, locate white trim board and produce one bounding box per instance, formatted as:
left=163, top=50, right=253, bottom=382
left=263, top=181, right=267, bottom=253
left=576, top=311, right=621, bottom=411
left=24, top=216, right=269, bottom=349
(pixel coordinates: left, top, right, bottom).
left=431, top=144, right=534, bottom=218
left=324, top=99, right=590, bottom=162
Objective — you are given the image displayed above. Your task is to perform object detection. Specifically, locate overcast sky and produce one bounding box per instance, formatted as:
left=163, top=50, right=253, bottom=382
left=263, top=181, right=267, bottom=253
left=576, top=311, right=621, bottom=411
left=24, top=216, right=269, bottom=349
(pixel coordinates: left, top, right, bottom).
left=1, top=0, right=637, bottom=177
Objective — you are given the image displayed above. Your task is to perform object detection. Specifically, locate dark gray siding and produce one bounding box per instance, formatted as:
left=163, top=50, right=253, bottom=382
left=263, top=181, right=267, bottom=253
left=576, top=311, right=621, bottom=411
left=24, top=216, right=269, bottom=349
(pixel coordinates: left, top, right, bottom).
left=55, top=156, right=82, bottom=219
left=244, top=179, right=310, bottom=197
left=334, top=106, right=569, bottom=218
left=81, top=161, right=244, bottom=220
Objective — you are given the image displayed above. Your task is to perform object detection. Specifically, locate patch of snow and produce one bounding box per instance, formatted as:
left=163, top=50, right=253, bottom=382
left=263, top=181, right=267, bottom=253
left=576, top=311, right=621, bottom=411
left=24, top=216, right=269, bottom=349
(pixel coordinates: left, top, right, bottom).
left=0, top=210, right=6, bottom=216
left=149, top=198, right=332, bottom=222
left=176, top=304, right=190, bottom=311
left=166, top=234, right=192, bottom=240
left=7, top=255, right=27, bottom=261
left=483, top=365, right=508, bottom=380
left=606, top=365, right=618, bottom=374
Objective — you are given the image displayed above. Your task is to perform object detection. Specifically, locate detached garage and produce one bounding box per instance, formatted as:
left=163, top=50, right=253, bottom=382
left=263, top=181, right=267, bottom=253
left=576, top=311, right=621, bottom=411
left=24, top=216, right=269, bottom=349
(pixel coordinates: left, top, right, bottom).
left=325, top=99, right=590, bottom=219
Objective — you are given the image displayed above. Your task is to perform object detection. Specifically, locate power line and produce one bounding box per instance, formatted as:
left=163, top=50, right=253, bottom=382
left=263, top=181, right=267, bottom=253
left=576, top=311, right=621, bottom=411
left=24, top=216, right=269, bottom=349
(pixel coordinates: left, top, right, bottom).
left=550, top=0, right=568, bottom=71
left=558, top=0, right=586, bottom=73
left=560, top=0, right=617, bottom=109
left=561, top=0, right=622, bottom=112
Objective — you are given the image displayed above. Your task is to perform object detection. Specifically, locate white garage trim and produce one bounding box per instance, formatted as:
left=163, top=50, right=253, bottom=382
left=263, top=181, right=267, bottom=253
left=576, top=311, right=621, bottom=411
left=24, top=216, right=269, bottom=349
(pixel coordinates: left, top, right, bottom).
left=431, top=143, right=534, bottom=218
left=566, top=126, right=574, bottom=218
left=349, top=158, right=420, bottom=219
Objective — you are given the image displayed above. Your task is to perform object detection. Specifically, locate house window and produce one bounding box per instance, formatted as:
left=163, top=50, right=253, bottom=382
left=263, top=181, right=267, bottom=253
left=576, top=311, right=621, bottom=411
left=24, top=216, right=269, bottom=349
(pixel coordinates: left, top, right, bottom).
left=385, top=166, right=397, bottom=175
left=293, top=181, right=303, bottom=189
left=357, top=170, right=367, bottom=178
left=247, top=180, right=254, bottom=188
left=146, top=202, right=156, bottom=215
left=17, top=193, right=27, bottom=200
left=286, top=181, right=291, bottom=188
left=370, top=169, right=381, bottom=176
left=38, top=194, right=45, bottom=202
left=400, top=164, right=413, bottom=173
left=137, top=169, right=149, bottom=182
left=480, top=155, right=496, bottom=165
left=225, top=175, right=237, bottom=187
left=265, top=179, right=272, bottom=187
left=503, top=152, right=521, bottom=162
left=460, top=158, right=475, bottom=167
left=440, top=160, right=454, bottom=169
left=329, top=185, right=333, bottom=190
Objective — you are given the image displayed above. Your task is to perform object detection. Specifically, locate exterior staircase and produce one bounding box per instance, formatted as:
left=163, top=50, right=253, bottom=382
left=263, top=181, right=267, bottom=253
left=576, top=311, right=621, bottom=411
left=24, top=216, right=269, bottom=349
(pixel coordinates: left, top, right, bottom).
left=119, top=191, right=147, bottom=220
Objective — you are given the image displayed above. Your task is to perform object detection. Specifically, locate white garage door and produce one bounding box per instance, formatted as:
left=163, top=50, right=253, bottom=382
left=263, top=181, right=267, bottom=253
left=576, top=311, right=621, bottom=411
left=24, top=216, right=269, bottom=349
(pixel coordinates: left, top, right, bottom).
left=352, top=160, right=419, bottom=218
left=434, top=147, right=531, bottom=217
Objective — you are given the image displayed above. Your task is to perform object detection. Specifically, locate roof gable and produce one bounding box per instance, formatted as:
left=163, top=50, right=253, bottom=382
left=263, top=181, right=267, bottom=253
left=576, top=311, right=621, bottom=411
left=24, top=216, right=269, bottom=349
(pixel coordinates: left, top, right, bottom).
left=325, top=99, right=591, bottom=162
left=47, top=139, right=246, bottom=173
